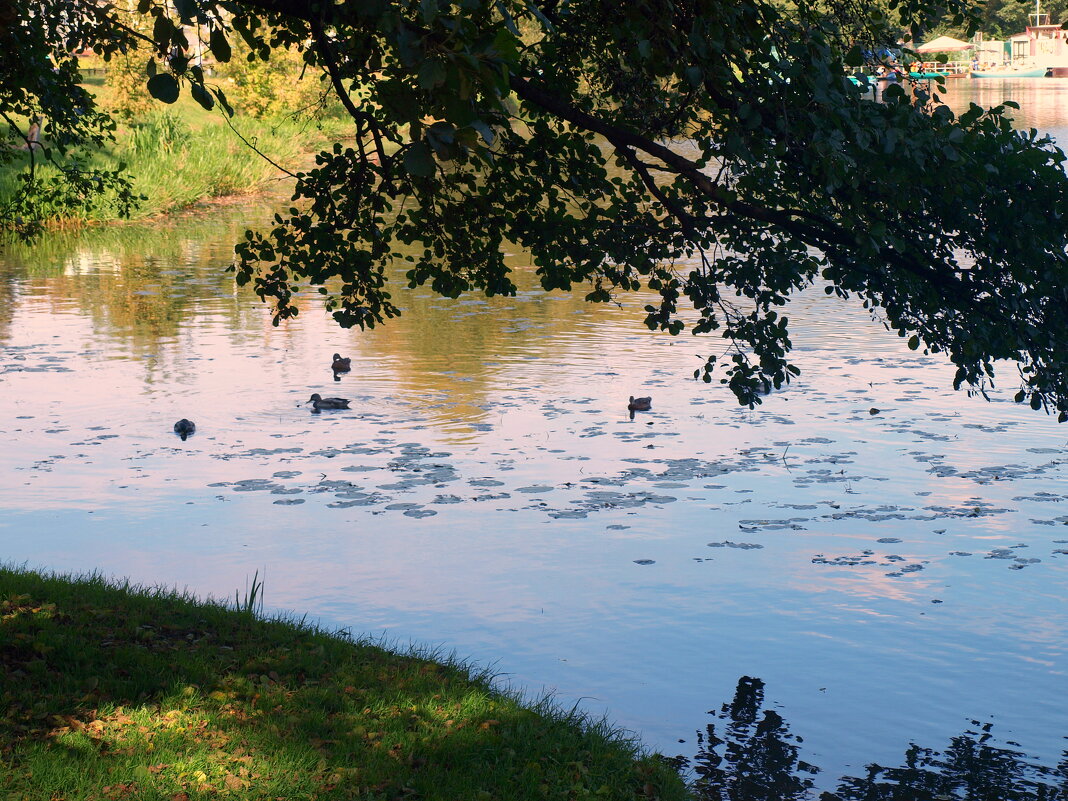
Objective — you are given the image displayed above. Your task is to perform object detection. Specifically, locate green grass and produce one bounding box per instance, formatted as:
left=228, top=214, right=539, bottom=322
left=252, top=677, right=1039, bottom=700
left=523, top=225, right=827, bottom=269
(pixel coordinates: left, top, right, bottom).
left=0, top=566, right=689, bottom=801
left=0, top=111, right=301, bottom=225
left=119, top=110, right=302, bottom=213
left=0, top=75, right=348, bottom=227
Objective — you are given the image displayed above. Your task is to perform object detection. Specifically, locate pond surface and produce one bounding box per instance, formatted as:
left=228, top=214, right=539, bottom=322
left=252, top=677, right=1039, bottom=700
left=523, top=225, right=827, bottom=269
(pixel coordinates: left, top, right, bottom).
left=3, top=81, right=1068, bottom=794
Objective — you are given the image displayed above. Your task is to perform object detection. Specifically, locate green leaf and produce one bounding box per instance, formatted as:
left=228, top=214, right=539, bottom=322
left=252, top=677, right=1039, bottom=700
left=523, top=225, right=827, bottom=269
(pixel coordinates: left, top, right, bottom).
left=907, top=335, right=919, bottom=350
left=212, top=87, right=234, bottom=117
left=427, top=121, right=455, bottom=145
left=491, top=27, right=520, bottom=62
left=172, top=0, right=196, bottom=22
left=495, top=0, right=520, bottom=35
left=403, top=142, right=436, bottom=177
left=190, top=82, right=214, bottom=110
left=844, top=45, right=864, bottom=67
left=210, top=28, right=232, bottom=63
left=145, top=58, right=156, bottom=77
left=147, top=73, right=180, bottom=104
left=417, top=60, right=446, bottom=90
left=152, top=14, right=175, bottom=49
left=471, top=119, right=496, bottom=146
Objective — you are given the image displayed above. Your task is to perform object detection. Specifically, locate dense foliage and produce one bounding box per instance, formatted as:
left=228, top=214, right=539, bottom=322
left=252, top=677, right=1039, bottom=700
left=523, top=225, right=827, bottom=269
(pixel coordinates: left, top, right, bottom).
left=4, top=0, right=1068, bottom=417
left=946, top=0, right=1067, bottom=37
left=217, top=38, right=329, bottom=118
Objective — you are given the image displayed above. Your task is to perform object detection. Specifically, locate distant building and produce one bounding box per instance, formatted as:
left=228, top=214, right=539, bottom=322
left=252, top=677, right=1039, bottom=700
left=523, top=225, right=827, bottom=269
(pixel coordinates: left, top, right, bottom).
left=974, top=37, right=1010, bottom=66
left=1008, top=32, right=1033, bottom=63
left=1021, top=21, right=1068, bottom=73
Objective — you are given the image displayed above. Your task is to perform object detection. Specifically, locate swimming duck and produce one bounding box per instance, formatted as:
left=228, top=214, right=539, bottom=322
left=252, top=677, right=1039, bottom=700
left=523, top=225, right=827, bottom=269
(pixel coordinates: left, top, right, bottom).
left=627, top=396, right=652, bottom=420
left=173, top=419, right=196, bottom=441
left=308, top=393, right=350, bottom=410
left=331, top=353, right=352, bottom=373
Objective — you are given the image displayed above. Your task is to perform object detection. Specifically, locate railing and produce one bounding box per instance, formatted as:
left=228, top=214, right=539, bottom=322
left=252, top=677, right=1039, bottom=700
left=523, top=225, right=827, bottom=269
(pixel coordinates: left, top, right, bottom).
left=917, top=60, right=970, bottom=74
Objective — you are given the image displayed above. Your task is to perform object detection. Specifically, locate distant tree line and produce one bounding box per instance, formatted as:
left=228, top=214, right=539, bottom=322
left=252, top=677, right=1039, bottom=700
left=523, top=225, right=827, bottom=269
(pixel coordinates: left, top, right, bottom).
left=935, top=0, right=1067, bottom=39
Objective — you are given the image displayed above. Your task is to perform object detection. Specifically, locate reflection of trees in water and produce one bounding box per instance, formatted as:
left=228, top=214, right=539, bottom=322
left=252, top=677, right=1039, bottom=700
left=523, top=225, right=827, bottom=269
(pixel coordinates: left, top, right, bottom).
left=0, top=210, right=621, bottom=407
left=0, top=213, right=273, bottom=349
left=668, top=676, right=817, bottom=801
left=671, top=677, right=1068, bottom=801
left=0, top=269, right=15, bottom=341
left=832, top=727, right=1068, bottom=801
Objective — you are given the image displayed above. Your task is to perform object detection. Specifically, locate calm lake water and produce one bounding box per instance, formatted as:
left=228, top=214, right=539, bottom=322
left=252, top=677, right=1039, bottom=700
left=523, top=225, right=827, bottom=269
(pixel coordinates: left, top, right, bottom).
left=3, top=80, right=1068, bottom=794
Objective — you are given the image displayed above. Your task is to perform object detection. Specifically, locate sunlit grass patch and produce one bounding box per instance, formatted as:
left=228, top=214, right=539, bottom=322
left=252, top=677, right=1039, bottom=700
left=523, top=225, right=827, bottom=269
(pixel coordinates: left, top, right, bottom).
left=0, top=73, right=352, bottom=229
left=0, top=110, right=305, bottom=226
left=0, top=566, right=688, bottom=800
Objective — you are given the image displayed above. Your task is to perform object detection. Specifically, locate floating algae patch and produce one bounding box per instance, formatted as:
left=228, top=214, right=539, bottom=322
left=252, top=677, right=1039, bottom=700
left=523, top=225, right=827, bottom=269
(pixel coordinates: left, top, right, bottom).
left=738, top=519, right=808, bottom=532
left=469, top=478, right=506, bottom=487
left=228, top=479, right=285, bottom=492
left=707, top=541, right=764, bottom=550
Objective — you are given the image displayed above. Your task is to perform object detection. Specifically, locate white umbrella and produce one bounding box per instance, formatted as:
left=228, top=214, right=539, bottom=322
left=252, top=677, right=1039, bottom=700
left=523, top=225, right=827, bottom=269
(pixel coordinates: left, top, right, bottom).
left=915, top=35, right=975, bottom=52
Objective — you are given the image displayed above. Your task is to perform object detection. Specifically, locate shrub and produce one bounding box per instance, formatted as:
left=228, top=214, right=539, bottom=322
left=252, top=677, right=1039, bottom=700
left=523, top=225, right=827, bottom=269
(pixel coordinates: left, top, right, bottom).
left=219, top=38, right=327, bottom=119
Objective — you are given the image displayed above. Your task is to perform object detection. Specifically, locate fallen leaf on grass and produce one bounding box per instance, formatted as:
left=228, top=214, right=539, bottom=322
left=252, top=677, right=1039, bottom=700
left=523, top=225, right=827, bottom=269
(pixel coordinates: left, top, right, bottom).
left=223, top=773, right=248, bottom=791
left=102, top=782, right=138, bottom=799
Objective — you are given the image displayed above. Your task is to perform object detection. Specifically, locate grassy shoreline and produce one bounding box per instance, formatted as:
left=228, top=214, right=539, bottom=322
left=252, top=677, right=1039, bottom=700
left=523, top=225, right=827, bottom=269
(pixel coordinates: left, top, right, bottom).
left=0, top=566, right=689, bottom=800
left=1, top=77, right=342, bottom=229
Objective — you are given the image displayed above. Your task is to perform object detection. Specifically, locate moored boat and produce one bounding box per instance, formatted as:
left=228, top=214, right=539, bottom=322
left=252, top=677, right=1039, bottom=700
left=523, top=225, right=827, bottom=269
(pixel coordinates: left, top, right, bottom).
left=970, top=66, right=1050, bottom=77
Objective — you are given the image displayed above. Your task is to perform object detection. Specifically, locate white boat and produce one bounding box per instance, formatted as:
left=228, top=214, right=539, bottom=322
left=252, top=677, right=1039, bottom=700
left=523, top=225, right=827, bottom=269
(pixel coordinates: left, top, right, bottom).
left=971, top=66, right=1050, bottom=78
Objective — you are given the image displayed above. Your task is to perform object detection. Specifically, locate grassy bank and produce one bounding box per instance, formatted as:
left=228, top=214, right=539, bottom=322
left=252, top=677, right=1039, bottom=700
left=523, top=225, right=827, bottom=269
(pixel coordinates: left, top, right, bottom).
left=0, top=77, right=340, bottom=226
left=0, top=566, right=688, bottom=801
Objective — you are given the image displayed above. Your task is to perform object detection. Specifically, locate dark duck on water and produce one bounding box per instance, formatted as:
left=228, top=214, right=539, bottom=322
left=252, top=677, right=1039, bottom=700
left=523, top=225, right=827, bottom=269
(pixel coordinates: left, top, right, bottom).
left=173, top=419, right=196, bottom=441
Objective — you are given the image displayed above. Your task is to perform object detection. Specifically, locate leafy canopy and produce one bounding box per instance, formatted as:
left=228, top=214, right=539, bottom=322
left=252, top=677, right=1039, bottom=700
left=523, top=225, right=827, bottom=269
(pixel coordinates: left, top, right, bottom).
left=4, top=0, right=1068, bottom=417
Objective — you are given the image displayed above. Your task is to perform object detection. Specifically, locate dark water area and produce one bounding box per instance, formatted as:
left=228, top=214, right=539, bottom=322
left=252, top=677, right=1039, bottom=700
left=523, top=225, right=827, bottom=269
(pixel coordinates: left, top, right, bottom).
left=1, top=80, right=1068, bottom=797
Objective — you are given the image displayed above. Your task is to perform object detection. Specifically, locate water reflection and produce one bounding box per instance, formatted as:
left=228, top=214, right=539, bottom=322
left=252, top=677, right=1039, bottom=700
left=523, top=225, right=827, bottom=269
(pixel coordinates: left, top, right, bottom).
left=941, top=78, right=1068, bottom=142
left=672, top=677, right=1068, bottom=801
left=0, top=204, right=643, bottom=430
left=671, top=676, right=818, bottom=800
left=0, top=211, right=263, bottom=351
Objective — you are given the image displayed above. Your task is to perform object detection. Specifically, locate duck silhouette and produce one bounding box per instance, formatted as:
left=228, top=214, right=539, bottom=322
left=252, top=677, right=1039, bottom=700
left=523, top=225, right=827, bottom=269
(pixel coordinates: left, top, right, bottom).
left=173, top=419, right=196, bottom=441
left=308, top=393, right=350, bottom=411
left=331, top=353, right=351, bottom=372
left=627, top=396, right=652, bottom=420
